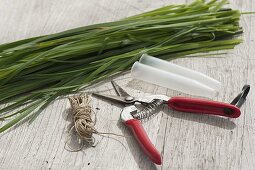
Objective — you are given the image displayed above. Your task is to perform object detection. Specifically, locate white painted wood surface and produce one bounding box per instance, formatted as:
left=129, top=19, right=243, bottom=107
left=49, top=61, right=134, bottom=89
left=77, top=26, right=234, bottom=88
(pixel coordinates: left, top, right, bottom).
left=0, top=0, right=254, bottom=169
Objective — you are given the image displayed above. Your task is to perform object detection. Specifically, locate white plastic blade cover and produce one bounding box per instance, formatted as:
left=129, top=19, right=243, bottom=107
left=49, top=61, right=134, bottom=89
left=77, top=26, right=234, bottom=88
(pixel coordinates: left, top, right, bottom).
left=131, top=62, right=217, bottom=98
left=139, top=54, right=221, bottom=91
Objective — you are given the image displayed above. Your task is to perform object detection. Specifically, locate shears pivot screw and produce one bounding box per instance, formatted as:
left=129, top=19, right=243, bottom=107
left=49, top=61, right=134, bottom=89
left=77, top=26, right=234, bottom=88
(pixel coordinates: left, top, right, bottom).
left=125, top=96, right=134, bottom=101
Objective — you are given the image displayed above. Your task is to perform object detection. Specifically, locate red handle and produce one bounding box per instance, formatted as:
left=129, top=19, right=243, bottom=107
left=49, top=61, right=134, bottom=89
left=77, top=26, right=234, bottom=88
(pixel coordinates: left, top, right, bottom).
left=168, top=97, right=241, bottom=118
left=125, top=119, right=162, bottom=165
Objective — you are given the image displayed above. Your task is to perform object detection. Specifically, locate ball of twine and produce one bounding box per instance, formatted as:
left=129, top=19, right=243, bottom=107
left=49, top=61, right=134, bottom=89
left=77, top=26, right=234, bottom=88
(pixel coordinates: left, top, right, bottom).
left=65, top=94, right=124, bottom=152
left=66, top=94, right=97, bottom=151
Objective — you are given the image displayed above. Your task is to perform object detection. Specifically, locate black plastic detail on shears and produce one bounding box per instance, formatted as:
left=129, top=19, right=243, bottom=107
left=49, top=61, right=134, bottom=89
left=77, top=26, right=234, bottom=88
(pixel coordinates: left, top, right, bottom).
left=230, top=84, right=250, bottom=108
left=224, top=85, right=250, bottom=115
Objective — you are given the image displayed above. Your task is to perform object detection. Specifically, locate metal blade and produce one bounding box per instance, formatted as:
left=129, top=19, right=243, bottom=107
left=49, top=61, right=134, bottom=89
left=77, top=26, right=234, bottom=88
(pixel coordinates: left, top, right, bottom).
left=92, top=93, right=129, bottom=105
left=111, top=81, right=130, bottom=97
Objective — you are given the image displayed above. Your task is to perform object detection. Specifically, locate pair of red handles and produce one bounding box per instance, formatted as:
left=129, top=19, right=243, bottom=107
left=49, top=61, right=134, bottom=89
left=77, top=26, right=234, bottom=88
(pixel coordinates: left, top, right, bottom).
left=125, top=96, right=244, bottom=165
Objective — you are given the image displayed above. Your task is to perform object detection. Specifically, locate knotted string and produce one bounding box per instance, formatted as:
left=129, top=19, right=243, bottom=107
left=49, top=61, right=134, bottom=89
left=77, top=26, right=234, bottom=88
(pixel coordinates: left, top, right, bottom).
left=65, top=94, right=124, bottom=152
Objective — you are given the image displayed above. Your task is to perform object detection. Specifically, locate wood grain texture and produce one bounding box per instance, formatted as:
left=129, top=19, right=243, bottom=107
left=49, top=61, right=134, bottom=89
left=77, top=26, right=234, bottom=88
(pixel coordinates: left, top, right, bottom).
left=0, top=0, right=254, bottom=170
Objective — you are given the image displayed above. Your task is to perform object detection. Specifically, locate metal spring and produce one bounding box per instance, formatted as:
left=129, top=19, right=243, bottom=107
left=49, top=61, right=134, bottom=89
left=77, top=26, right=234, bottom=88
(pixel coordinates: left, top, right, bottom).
left=132, top=99, right=164, bottom=120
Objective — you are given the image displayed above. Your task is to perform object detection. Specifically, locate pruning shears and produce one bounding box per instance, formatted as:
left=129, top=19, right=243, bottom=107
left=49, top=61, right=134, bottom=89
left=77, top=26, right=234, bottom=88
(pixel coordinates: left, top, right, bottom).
left=93, top=81, right=249, bottom=165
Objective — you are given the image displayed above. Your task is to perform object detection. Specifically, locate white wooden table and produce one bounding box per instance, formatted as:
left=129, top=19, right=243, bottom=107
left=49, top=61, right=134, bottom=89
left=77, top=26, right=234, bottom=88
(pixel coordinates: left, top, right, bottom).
left=0, top=0, right=254, bottom=169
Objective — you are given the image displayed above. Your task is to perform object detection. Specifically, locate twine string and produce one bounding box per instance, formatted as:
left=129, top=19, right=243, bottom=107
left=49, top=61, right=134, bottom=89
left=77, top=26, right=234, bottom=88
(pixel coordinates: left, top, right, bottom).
left=65, top=94, right=124, bottom=152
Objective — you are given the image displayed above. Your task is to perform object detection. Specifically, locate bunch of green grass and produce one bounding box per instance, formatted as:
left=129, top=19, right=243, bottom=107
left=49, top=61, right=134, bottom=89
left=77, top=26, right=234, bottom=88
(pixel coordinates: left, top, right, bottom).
left=0, top=0, right=245, bottom=132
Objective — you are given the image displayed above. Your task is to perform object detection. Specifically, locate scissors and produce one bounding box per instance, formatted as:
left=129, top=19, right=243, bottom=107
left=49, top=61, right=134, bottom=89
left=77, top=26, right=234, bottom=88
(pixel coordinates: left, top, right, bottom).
left=93, top=81, right=249, bottom=165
